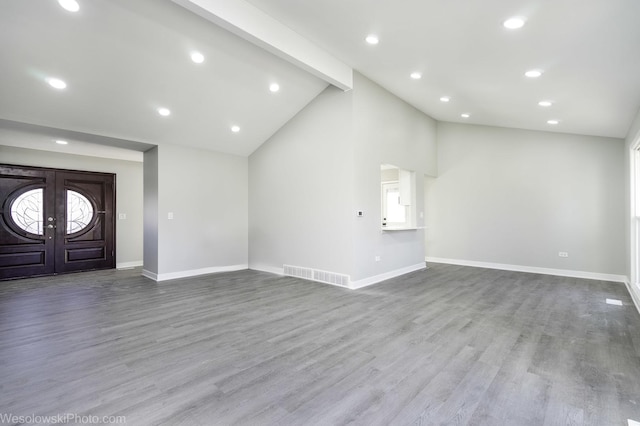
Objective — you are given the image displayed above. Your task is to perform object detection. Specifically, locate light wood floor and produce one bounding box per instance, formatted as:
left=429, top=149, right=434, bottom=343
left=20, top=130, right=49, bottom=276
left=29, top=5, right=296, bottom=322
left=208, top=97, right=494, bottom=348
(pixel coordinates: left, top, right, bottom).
left=1, top=264, right=639, bottom=425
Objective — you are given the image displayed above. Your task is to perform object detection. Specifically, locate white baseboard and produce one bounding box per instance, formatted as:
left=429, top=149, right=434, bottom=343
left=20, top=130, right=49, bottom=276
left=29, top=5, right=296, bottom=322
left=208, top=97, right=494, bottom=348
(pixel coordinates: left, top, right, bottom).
left=249, top=262, right=427, bottom=290
left=425, top=257, right=627, bottom=283
left=624, top=278, right=640, bottom=315
left=141, top=269, right=157, bottom=281
left=116, top=261, right=143, bottom=270
left=143, top=264, right=248, bottom=282
left=349, top=262, right=427, bottom=290
left=249, top=265, right=285, bottom=275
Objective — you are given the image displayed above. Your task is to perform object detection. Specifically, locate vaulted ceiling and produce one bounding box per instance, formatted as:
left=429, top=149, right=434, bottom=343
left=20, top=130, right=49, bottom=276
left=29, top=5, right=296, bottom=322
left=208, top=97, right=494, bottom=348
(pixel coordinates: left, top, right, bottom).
left=245, top=0, right=640, bottom=139
left=1, top=0, right=639, bottom=160
left=0, top=0, right=328, bottom=157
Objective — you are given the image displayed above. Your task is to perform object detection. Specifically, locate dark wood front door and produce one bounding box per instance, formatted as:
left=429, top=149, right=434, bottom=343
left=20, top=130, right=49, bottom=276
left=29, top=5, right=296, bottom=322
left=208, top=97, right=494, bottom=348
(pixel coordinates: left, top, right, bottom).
left=0, top=165, right=115, bottom=280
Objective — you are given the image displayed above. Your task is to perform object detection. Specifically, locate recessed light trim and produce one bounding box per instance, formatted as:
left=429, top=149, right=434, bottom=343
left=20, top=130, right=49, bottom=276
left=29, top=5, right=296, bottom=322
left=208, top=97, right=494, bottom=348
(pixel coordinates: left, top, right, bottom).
left=461, top=113, right=470, bottom=118
left=440, top=96, right=450, bottom=102
left=46, top=77, right=67, bottom=90
left=231, top=125, right=240, bottom=133
left=410, top=72, right=422, bottom=80
left=538, top=100, right=553, bottom=107
left=503, top=17, right=525, bottom=29
left=157, top=107, right=171, bottom=117
left=525, top=69, right=543, bottom=78
left=547, top=119, right=559, bottom=125
left=365, top=34, right=379, bottom=45
left=55, top=140, right=68, bottom=145
left=269, top=83, right=280, bottom=93
left=190, top=51, right=205, bottom=64
left=58, top=0, right=80, bottom=12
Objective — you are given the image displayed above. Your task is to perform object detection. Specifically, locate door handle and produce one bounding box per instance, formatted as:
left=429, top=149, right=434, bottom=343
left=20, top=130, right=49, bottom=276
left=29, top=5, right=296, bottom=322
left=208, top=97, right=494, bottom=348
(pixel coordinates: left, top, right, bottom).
left=47, top=224, right=56, bottom=229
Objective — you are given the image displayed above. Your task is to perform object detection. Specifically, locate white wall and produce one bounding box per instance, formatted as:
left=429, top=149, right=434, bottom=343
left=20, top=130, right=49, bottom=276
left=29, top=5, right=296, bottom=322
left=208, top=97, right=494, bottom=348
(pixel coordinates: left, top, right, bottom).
left=351, top=73, right=437, bottom=282
left=0, top=144, right=143, bottom=268
left=143, top=147, right=159, bottom=273
left=249, top=85, right=354, bottom=276
left=146, top=143, right=248, bottom=280
left=427, top=122, right=625, bottom=278
left=249, top=73, right=438, bottom=285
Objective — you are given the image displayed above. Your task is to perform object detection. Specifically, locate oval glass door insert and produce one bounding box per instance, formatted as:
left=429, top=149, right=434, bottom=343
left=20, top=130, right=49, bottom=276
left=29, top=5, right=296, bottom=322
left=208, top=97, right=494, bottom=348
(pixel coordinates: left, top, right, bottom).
left=66, top=190, right=94, bottom=234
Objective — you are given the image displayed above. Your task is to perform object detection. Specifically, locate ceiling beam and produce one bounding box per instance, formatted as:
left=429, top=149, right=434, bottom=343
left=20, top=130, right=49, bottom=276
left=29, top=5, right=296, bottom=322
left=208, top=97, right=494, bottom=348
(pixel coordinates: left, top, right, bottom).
left=172, top=0, right=353, bottom=91
left=0, top=119, right=155, bottom=152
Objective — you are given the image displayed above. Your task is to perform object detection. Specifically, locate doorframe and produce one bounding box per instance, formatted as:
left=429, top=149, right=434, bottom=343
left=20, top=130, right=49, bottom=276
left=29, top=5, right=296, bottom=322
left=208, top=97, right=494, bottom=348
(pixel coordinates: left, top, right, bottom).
left=0, top=164, right=116, bottom=279
left=628, top=131, right=640, bottom=313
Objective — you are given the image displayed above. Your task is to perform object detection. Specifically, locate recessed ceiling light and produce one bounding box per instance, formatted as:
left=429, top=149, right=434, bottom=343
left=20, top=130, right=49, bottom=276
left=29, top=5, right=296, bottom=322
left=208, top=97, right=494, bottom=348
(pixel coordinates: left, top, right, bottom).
left=410, top=72, right=422, bottom=80
left=190, top=51, right=205, bottom=64
left=538, top=100, right=553, bottom=107
left=440, top=96, right=450, bottom=102
left=231, top=125, right=240, bottom=133
left=365, top=34, right=379, bottom=45
left=46, top=77, right=67, bottom=90
left=58, top=0, right=80, bottom=12
left=525, top=69, right=543, bottom=78
left=157, top=107, right=171, bottom=117
left=503, top=17, right=525, bottom=29
left=547, top=119, right=559, bottom=125
left=461, top=113, right=470, bottom=118
left=55, top=140, right=68, bottom=145
left=269, top=83, right=280, bottom=93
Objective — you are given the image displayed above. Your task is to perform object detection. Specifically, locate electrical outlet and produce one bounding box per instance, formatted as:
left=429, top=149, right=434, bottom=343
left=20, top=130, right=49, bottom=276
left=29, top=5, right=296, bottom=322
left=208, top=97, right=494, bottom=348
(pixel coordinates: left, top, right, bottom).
left=118, top=213, right=126, bottom=220
left=558, top=251, right=569, bottom=257
left=374, top=256, right=381, bottom=262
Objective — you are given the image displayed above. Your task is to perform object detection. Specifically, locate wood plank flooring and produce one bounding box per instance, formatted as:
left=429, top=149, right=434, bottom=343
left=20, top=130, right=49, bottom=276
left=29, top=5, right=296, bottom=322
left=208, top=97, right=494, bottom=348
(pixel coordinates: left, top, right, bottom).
left=1, top=264, right=639, bottom=425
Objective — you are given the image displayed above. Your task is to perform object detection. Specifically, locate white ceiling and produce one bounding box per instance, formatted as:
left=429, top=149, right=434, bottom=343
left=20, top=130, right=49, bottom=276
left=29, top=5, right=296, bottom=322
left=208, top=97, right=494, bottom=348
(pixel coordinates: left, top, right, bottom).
left=245, top=0, right=640, bottom=139
left=0, top=0, right=328, bottom=157
left=1, top=0, right=639, bottom=161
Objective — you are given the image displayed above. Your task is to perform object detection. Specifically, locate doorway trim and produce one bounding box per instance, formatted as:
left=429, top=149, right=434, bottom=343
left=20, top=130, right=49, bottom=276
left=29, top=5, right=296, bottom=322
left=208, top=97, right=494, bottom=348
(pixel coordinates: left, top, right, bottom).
left=628, top=132, right=640, bottom=313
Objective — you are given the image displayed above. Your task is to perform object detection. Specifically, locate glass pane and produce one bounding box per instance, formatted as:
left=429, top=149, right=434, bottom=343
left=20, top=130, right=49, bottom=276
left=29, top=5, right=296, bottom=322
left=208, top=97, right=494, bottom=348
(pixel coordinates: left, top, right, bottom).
left=67, top=190, right=94, bottom=234
left=10, top=188, right=44, bottom=235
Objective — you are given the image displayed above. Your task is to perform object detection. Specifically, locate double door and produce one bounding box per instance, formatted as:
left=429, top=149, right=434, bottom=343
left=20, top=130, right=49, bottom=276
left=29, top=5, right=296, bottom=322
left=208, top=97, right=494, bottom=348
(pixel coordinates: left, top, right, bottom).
left=0, top=165, right=115, bottom=280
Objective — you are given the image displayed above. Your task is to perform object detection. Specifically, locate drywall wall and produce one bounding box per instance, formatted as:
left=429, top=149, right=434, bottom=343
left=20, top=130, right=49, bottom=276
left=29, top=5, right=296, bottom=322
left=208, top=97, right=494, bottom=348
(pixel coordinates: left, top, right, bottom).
left=143, top=147, right=159, bottom=274
left=249, top=85, right=354, bottom=276
left=427, top=122, right=625, bottom=277
left=249, top=73, right=437, bottom=285
left=150, top=143, right=248, bottom=279
left=351, top=73, right=437, bottom=282
left=0, top=144, right=143, bottom=268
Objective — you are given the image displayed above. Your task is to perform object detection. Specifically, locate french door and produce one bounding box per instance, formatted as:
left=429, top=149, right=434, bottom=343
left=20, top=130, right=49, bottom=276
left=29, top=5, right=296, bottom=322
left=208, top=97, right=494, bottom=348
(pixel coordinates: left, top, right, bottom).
left=0, top=165, right=115, bottom=280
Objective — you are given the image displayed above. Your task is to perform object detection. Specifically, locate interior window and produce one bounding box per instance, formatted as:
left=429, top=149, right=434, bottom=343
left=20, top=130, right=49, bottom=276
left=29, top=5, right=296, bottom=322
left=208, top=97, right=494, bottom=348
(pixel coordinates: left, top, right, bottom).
left=382, top=182, right=407, bottom=225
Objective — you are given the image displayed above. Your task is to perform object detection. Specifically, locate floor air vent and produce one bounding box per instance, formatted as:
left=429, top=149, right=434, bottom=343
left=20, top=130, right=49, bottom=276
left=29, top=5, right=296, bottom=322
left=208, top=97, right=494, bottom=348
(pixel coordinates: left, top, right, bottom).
left=283, top=264, right=350, bottom=288
left=283, top=265, right=313, bottom=280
